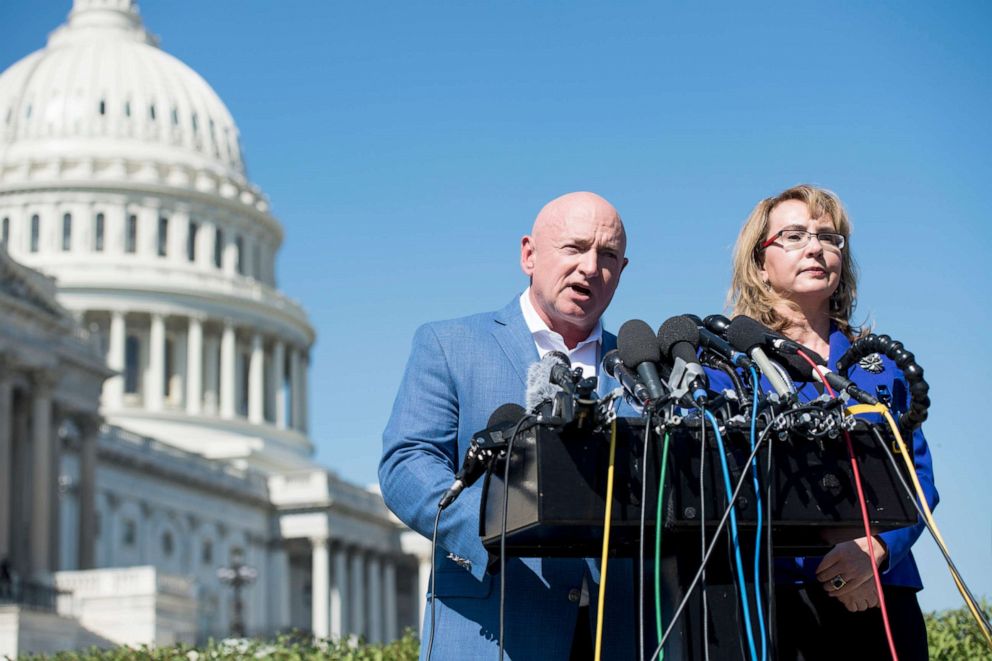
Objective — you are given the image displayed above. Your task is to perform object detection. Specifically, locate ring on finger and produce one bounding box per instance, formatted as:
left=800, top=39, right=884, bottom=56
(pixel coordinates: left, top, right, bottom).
left=830, top=575, right=847, bottom=591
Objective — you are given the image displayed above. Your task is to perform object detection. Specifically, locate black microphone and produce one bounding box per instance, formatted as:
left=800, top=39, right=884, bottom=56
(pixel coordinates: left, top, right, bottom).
left=726, top=315, right=793, bottom=396
left=704, top=314, right=732, bottom=336
left=602, top=349, right=651, bottom=406
left=657, top=316, right=709, bottom=403
left=618, top=319, right=667, bottom=402
left=689, top=315, right=752, bottom=368
left=779, top=353, right=879, bottom=405
left=439, top=403, right=527, bottom=510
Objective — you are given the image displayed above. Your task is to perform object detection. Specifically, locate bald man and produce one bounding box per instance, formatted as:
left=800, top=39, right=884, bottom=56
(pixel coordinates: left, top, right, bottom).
left=380, top=192, right=636, bottom=660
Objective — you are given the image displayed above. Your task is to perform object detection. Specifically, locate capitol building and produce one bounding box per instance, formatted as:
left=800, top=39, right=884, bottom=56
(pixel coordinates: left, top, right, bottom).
left=0, top=0, right=426, bottom=655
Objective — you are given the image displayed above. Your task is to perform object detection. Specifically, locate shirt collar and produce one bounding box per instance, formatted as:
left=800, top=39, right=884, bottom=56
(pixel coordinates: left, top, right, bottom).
left=519, top=288, right=602, bottom=351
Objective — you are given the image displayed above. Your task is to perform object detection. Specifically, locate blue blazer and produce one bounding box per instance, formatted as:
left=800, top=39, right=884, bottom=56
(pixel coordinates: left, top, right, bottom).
left=380, top=296, right=637, bottom=660
left=706, top=325, right=938, bottom=589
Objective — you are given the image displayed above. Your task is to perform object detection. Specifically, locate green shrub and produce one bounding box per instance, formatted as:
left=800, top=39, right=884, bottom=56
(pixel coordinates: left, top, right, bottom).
left=926, top=599, right=992, bottom=661
left=13, top=629, right=420, bottom=660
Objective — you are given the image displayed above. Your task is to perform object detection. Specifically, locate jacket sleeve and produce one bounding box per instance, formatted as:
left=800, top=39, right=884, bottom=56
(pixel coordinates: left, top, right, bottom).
left=378, top=323, right=491, bottom=581
left=877, top=374, right=939, bottom=574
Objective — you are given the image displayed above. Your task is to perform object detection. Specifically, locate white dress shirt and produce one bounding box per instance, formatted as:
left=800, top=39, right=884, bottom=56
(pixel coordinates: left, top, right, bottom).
left=519, top=289, right=602, bottom=378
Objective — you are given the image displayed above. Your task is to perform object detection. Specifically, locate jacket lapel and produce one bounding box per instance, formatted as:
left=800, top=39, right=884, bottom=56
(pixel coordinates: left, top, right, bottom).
left=492, top=296, right=540, bottom=387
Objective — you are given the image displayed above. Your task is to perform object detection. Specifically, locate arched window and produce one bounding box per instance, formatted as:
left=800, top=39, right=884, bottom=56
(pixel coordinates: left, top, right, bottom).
left=124, top=334, right=140, bottom=393
left=125, top=214, right=137, bottom=253
left=187, top=221, right=198, bottom=262
left=235, top=236, right=244, bottom=275
left=214, top=228, right=223, bottom=268
left=94, top=213, right=105, bottom=252
left=157, top=216, right=168, bottom=256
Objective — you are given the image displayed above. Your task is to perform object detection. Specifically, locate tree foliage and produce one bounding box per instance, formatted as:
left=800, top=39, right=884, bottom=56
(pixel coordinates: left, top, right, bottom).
left=926, top=600, right=992, bottom=661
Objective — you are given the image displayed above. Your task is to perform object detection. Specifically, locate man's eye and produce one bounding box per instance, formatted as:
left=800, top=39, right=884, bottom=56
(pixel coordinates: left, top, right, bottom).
left=562, top=245, right=581, bottom=254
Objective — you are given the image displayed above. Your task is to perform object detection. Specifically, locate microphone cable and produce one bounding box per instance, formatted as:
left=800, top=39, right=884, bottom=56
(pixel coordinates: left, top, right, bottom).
left=699, top=407, right=710, bottom=661
left=795, top=350, right=898, bottom=661
left=653, top=430, right=672, bottom=658
left=425, top=505, right=442, bottom=661
left=649, top=409, right=792, bottom=661
left=852, top=404, right=992, bottom=649
left=637, top=413, right=654, bottom=661
left=746, top=365, right=768, bottom=661
left=592, top=419, right=620, bottom=661
left=498, top=414, right=535, bottom=661
left=704, top=408, right=759, bottom=661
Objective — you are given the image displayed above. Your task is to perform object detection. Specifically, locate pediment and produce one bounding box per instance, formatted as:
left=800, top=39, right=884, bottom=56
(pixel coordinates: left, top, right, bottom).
left=0, top=247, right=70, bottom=322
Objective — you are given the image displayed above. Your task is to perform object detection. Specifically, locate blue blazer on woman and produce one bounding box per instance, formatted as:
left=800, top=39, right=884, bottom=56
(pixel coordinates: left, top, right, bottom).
left=380, top=296, right=637, bottom=660
left=707, top=325, right=938, bottom=589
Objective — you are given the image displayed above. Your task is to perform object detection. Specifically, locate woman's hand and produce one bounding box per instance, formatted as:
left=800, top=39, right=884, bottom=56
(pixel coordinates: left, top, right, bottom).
left=814, top=536, right=887, bottom=612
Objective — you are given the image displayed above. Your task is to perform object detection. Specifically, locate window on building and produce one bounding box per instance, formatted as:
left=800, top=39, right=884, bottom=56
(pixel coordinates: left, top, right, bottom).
left=124, top=335, right=140, bottom=393
left=187, top=221, right=198, bottom=262
left=98, top=99, right=106, bottom=116
left=149, top=104, right=156, bottom=121
left=62, top=213, right=72, bottom=251
left=157, top=216, right=168, bottom=257
left=164, top=337, right=175, bottom=398
left=94, top=213, right=105, bottom=252
left=1, top=217, right=8, bottom=245
left=253, top=243, right=261, bottom=280
left=125, top=214, right=137, bottom=253
left=124, top=100, right=131, bottom=117
left=235, top=236, right=244, bottom=275
left=171, top=107, right=179, bottom=126
left=162, top=531, right=174, bottom=557
left=202, top=540, right=213, bottom=565
left=123, top=519, right=136, bottom=546
left=214, top=228, right=223, bottom=268
left=238, top=352, right=250, bottom=416
left=30, top=214, right=40, bottom=252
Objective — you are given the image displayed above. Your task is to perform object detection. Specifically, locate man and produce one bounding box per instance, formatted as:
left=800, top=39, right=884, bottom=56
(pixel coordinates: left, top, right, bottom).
left=380, top=192, right=634, bottom=659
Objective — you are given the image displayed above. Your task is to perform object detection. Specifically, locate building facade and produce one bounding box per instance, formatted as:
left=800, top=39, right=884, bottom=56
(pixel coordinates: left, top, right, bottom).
left=0, top=1, right=430, bottom=653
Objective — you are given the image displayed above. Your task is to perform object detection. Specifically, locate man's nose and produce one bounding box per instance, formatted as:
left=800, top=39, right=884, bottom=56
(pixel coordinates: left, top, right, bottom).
left=577, top=250, right=599, bottom=277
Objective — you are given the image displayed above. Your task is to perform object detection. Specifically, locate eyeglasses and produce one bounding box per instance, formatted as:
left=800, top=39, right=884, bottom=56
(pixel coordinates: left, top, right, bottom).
left=760, top=229, right=846, bottom=252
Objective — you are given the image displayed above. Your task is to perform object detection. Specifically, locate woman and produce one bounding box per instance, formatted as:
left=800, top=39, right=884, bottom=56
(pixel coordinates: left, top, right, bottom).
left=725, top=184, right=937, bottom=660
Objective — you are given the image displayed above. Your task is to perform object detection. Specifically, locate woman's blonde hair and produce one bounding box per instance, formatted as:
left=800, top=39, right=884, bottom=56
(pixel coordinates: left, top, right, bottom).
left=728, top=184, right=862, bottom=338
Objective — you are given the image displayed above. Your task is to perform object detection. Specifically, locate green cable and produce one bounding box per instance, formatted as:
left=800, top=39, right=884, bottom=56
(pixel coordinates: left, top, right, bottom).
left=654, top=431, right=672, bottom=655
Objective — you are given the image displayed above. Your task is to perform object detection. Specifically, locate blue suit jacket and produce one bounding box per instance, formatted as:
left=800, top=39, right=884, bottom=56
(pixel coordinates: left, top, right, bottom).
left=380, top=296, right=637, bottom=660
left=706, top=325, right=938, bottom=589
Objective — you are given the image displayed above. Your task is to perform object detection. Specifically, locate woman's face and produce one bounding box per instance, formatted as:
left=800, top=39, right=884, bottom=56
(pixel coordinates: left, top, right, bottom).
left=759, top=199, right=843, bottom=308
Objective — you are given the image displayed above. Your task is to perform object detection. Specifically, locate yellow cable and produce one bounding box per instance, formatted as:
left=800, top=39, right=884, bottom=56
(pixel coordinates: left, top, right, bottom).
left=847, top=404, right=992, bottom=648
left=593, top=420, right=618, bottom=661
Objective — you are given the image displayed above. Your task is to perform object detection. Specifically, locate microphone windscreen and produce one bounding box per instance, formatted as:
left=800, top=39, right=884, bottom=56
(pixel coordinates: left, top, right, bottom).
left=657, top=316, right=700, bottom=358
left=704, top=314, right=732, bottom=335
left=618, top=319, right=661, bottom=366
left=525, top=352, right=567, bottom=412
left=726, top=315, right=769, bottom=353
left=487, top=402, right=526, bottom=428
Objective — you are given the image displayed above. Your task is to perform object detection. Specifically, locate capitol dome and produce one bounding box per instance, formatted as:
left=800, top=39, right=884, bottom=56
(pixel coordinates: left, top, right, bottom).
left=0, top=0, right=316, bottom=472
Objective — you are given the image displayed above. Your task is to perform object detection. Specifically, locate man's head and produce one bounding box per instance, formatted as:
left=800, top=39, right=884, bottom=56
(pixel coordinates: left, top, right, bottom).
left=520, top=192, right=628, bottom=348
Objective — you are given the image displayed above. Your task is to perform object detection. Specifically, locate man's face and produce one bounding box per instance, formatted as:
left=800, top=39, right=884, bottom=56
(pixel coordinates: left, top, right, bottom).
left=521, top=195, right=628, bottom=341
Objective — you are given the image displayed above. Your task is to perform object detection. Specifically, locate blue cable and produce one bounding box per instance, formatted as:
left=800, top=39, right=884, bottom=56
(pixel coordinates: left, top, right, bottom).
left=703, top=408, right=758, bottom=661
left=747, top=366, right=768, bottom=661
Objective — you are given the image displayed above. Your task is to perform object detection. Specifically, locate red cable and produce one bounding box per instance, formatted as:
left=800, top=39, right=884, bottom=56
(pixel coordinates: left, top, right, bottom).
left=795, top=349, right=899, bottom=661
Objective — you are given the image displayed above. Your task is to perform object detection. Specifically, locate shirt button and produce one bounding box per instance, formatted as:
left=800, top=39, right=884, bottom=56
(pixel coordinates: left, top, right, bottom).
left=568, top=588, right=581, bottom=603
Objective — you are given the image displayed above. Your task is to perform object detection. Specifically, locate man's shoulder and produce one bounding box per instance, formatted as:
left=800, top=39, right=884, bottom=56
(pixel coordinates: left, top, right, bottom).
left=415, top=298, right=521, bottom=339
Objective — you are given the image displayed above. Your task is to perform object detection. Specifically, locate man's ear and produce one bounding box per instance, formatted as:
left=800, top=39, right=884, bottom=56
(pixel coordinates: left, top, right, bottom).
left=621, top=257, right=629, bottom=274
left=520, top=235, right=536, bottom=276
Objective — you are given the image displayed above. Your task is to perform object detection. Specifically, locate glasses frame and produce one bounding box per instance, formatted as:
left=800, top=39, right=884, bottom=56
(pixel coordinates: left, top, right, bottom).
left=759, top=229, right=846, bottom=252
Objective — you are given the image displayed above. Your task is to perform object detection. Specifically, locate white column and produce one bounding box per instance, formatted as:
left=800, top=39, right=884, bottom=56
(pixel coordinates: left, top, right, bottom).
left=223, top=232, right=237, bottom=275
left=204, top=334, right=220, bottom=415
left=106, top=310, right=126, bottom=408
left=383, top=559, right=397, bottom=642
left=367, top=555, right=383, bottom=643
left=198, top=220, right=214, bottom=269
left=147, top=313, right=165, bottom=411
left=417, top=556, right=431, bottom=632
left=186, top=316, right=203, bottom=414
left=273, top=341, right=286, bottom=429
left=301, top=353, right=309, bottom=433
left=30, top=374, right=54, bottom=578
left=248, top=333, right=264, bottom=424
left=350, top=550, right=366, bottom=639
left=331, top=545, right=346, bottom=639
left=0, top=374, right=12, bottom=560
left=220, top=322, right=235, bottom=419
left=311, top=537, right=330, bottom=639
left=170, top=208, right=189, bottom=263
left=289, top=348, right=301, bottom=430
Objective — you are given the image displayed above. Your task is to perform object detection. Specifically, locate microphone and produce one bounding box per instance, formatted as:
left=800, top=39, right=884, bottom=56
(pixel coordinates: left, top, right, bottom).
left=779, top=353, right=879, bottom=405
left=703, top=314, right=732, bottom=336
left=726, top=315, right=794, bottom=397
left=525, top=351, right=572, bottom=414
left=618, top=319, right=668, bottom=402
left=602, top=349, right=651, bottom=406
left=439, top=403, right=527, bottom=510
left=688, top=315, right=752, bottom=368
left=657, top=316, right=709, bottom=404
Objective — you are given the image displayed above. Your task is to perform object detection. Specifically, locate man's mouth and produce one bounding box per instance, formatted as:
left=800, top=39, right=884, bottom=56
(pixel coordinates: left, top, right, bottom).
left=569, top=284, right=592, bottom=297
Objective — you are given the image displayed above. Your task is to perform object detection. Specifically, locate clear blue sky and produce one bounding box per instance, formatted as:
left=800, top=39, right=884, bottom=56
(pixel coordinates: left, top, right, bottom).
left=3, top=1, right=990, bottom=613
